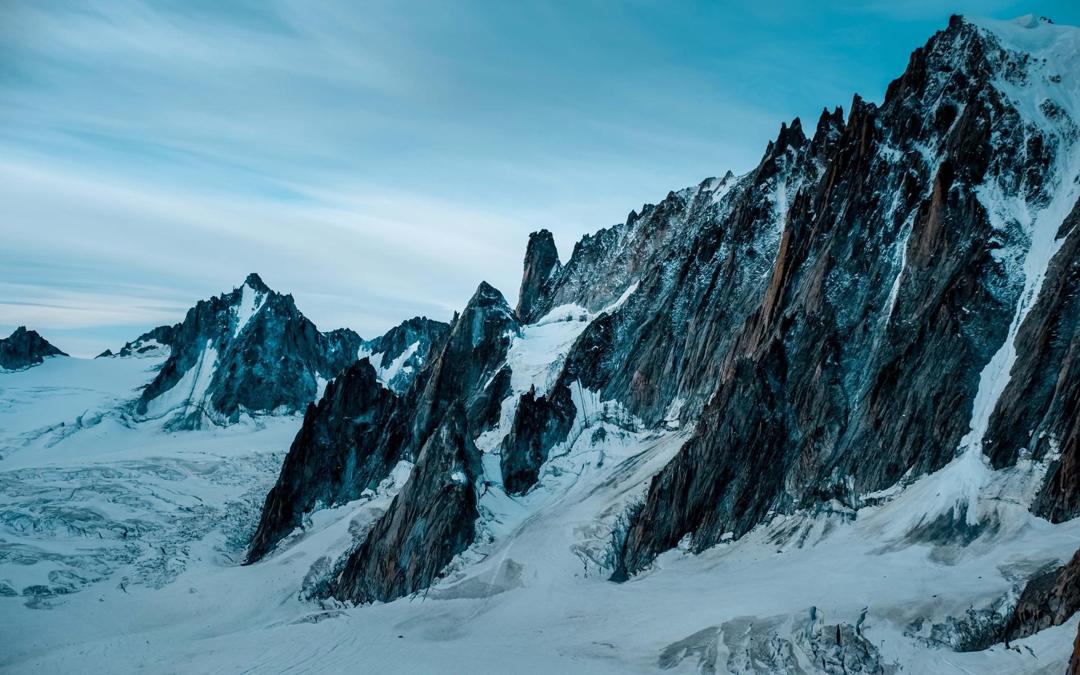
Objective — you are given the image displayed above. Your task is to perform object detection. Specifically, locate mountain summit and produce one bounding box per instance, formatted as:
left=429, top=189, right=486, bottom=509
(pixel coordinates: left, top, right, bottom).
left=0, top=326, right=67, bottom=371
left=133, top=274, right=364, bottom=428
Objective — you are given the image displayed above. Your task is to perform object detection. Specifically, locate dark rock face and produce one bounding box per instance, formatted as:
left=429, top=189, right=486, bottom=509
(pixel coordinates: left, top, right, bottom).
left=517, top=153, right=795, bottom=430
left=98, top=324, right=178, bottom=359
left=333, top=406, right=481, bottom=604
left=609, top=18, right=1080, bottom=574
left=407, top=281, right=520, bottom=443
left=983, top=198, right=1080, bottom=522
left=468, top=365, right=512, bottom=433
left=250, top=17, right=1080, bottom=606
left=0, top=327, right=66, bottom=370
left=247, top=360, right=401, bottom=562
left=1004, top=548, right=1080, bottom=644
left=516, top=229, right=562, bottom=323
left=500, top=383, right=575, bottom=494
left=359, top=316, right=450, bottom=393
left=134, top=273, right=364, bottom=428
left=249, top=282, right=517, bottom=569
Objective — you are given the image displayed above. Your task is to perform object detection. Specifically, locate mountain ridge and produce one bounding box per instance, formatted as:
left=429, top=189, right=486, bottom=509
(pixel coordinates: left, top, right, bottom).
left=243, top=24, right=1080, bottom=665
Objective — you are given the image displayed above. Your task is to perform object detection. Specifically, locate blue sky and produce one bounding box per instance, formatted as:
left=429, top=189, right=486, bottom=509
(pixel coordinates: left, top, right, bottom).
left=2, top=1, right=1079, bottom=356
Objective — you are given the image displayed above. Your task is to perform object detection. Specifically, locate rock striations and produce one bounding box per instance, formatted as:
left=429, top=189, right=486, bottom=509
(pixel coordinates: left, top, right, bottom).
left=244, top=16, right=1080, bottom=658
left=615, top=15, right=1080, bottom=576
left=334, top=405, right=482, bottom=603
left=1004, top=547, right=1080, bottom=644
left=247, top=359, right=402, bottom=562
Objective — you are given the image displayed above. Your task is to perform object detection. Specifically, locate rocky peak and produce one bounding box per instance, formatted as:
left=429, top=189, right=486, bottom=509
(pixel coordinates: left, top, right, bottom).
left=762, top=117, right=806, bottom=159
left=359, top=316, right=450, bottom=394
left=242, top=271, right=271, bottom=294
left=134, top=274, right=363, bottom=429
left=517, top=229, right=562, bottom=323
left=454, top=281, right=519, bottom=347
left=614, top=13, right=1080, bottom=578
left=0, top=326, right=67, bottom=371
left=249, top=282, right=514, bottom=563
left=245, top=17, right=1080, bottom=636
left=409, top=282, right=519, bottom=442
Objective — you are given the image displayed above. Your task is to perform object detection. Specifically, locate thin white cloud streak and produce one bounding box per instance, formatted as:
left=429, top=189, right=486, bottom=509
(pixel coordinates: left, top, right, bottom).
left=0, top=155, right=528, bottom=348
left=0, top=287, right=188, bottom=330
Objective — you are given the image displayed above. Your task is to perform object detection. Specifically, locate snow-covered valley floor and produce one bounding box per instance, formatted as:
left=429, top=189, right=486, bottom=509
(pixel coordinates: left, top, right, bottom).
left=1, top=357, right=1078, bottom=674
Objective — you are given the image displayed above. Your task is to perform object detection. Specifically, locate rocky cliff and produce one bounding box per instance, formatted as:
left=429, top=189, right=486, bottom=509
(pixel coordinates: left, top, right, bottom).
left=247, top=359, right=402, bottom=562
left=248, top=282, right=514, bottom=566
left=332, top=405, right=481, bottom=603
left=0, top=327, right=66, bottom=370
left=615, top=15, right=1080, bottom=576
left=246, top=17, right=1080, bottom=648
left=1004, top=547, right=1080, bottom=644
left=358, top=316, right=450, bottom=394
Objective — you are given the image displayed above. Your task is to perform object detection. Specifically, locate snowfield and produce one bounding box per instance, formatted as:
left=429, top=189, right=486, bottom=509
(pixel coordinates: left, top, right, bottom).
left=1, top=350, right=1078, bottom=674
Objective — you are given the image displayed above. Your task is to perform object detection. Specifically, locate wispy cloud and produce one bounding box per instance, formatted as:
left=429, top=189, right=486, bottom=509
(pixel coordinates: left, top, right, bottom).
left=2, top=0, right=1078, bottom=356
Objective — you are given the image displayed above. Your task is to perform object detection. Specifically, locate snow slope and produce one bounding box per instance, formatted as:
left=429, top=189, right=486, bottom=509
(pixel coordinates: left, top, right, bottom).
left=2, top=330, right=1078, bottom=674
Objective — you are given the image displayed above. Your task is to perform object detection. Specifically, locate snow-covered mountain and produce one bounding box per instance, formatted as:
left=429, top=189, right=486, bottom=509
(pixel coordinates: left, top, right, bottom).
left=1, top=14, right=1079, bottom=675
left=97, top=273, right=447, bottom=430
left=357, top=316, right=450, bottom=394
left=96, top=324, right=178, bottom=359
left=128, top=273, right=365, bottom=429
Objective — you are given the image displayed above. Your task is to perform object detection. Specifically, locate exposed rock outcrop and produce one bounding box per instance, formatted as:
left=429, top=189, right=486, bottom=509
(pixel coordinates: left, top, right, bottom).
left=358, top=316, right=450, bottom=393
left=249, top=281, right=517, bottom=565
left=614, top=16, right=1080, bottom=575
left=982, top=197, right=1080, bottom=523
left=1004, top=548, right=1080, bottom=644
left=247, top=360, right=402, bottom=562
left=407, top=281, right=520, bottom=443
left=332, top=405, right=481, bottom=604
left=500, top=383, right=575, bottom=494
left=1072, top=622, right=1080, bottom=675
left=516, top=229, right=561, bottom=323
left=98, top=324, right=178, bottom=359
left=0, top=327, right=66, bottom=370
left=248, top=16, right=1080, bottom=607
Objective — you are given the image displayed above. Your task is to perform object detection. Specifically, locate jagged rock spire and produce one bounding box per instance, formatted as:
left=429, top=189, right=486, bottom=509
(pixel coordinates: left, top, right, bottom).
left=516, top=230, right=561, bottom=323
left=332, top=404, right=481, bottom=604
